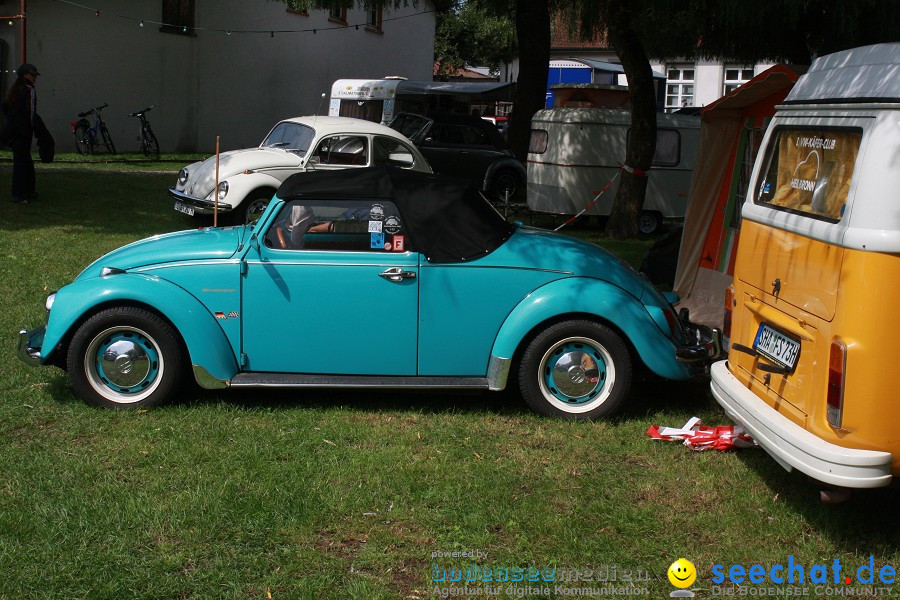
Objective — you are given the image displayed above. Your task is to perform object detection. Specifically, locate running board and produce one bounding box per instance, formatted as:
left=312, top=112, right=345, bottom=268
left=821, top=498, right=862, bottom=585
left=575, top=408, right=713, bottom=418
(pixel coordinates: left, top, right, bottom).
left=230, top=373, right=490, bottom=389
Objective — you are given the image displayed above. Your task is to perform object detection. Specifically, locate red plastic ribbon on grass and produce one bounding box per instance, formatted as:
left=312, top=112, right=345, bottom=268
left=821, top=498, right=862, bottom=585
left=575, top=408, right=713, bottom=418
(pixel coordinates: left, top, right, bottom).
left=647, top=417, right=758, bottom=451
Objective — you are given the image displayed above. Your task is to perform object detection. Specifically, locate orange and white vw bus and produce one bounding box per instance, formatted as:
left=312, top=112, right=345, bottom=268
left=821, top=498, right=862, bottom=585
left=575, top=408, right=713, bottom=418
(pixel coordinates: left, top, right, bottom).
left=711, top=43, right=900, bottom=488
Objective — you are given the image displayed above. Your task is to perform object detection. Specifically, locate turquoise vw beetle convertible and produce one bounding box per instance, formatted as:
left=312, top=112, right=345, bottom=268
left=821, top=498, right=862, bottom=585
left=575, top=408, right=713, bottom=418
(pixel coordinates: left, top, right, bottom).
left=18, top=167, right=720, bottom=419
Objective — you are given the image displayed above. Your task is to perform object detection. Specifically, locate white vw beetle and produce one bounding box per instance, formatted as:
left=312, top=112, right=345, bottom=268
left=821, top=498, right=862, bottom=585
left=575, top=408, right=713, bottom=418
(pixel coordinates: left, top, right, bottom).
left=169, top=116, right=432, bottom=224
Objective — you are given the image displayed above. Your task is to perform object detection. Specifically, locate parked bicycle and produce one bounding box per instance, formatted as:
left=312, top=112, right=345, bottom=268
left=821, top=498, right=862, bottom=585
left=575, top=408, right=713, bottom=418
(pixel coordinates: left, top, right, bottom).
left=128, top=106, right=160, bottom=158
left=71, top=103, right=116, bottom=154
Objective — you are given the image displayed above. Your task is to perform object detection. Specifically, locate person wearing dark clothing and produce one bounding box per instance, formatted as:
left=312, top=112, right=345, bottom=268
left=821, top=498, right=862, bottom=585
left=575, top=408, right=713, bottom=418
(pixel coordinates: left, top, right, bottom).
left=1, top=63, right=40, bottom=203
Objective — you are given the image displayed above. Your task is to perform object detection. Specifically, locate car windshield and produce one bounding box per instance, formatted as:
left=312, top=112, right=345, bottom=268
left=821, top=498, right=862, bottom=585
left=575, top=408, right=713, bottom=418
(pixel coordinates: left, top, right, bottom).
left=389, top=114, right=432, bottom=144
left=260, top=122, right=316, bottom=156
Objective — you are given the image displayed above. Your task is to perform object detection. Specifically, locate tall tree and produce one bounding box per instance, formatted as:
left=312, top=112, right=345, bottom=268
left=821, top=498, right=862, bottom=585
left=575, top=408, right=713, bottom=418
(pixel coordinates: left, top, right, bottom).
left=506, top=0, right=550, bottom=160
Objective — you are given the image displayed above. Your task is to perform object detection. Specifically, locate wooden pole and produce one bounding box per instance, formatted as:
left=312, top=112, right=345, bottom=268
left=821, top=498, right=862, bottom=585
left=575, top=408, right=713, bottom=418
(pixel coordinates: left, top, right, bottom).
left=214, top=135, right=220, bottom=227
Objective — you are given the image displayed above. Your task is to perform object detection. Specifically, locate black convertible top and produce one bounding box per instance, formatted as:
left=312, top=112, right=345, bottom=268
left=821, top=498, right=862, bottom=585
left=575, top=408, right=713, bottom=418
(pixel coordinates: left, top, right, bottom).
left=275, top=167, right=515, bottom=263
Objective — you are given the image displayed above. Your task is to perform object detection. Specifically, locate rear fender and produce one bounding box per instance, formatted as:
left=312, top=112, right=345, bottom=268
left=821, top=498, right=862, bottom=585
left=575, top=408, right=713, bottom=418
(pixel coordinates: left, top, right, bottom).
left=42, top=274, right=239, bottom=383
left=490, top=277, right=693, bottom=381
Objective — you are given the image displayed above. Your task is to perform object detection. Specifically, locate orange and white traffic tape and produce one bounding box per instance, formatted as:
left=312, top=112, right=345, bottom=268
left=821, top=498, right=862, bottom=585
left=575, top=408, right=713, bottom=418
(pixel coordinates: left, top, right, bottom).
left=647, top=417, right=758, bottom=451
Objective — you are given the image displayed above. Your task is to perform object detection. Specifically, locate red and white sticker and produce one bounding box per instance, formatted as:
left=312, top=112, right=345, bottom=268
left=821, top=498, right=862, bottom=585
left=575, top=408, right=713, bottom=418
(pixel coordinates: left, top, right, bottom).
left=392, top=235, right=405, bottom=252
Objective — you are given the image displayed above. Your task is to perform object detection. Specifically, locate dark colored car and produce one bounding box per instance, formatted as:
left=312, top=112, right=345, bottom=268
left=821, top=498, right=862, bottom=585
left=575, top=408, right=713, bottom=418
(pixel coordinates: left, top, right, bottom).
left=390, top=112, right=526, bottom=199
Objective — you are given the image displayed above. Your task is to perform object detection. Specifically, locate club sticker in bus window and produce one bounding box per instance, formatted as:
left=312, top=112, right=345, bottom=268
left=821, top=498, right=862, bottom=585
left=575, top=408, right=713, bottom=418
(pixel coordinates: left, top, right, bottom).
left=755, top=128, right=862, bottom=222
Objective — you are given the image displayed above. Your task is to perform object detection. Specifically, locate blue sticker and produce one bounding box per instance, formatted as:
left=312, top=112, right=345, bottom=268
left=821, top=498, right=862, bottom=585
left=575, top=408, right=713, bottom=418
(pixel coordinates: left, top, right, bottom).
left=370, top=232, right=385, bottom=248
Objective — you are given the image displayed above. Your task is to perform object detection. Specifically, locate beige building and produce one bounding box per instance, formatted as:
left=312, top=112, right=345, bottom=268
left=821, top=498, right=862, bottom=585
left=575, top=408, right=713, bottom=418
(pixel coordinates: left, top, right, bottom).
left=0, top=0, right=435, bottom=152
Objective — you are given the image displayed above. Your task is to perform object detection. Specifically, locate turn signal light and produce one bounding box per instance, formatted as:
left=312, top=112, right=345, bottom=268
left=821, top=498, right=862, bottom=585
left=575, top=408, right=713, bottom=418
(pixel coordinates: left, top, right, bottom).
left=723, top=285, right=734, bottom=339
left=826, top=340, right=847, bottom=428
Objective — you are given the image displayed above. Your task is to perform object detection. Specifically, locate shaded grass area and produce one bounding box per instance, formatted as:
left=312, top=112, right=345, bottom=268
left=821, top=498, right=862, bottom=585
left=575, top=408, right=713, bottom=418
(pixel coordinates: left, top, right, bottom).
left=1, top=170, right=899, bottom=599
left=0, top=151, right=206, bottom=174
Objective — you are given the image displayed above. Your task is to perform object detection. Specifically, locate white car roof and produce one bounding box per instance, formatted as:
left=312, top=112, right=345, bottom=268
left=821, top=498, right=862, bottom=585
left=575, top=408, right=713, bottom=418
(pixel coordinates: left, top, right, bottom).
left=277, top=115, right=401, bottom=136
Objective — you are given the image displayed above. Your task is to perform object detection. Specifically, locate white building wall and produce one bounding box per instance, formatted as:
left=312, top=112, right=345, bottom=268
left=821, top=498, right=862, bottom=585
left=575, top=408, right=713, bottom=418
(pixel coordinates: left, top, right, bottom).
left=1, top=0, right=435, bottom=152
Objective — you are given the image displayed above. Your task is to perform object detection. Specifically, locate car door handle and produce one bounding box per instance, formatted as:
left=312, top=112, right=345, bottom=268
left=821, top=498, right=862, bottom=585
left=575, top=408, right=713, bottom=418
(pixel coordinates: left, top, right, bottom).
left=379, top=267, right=416, bottom=282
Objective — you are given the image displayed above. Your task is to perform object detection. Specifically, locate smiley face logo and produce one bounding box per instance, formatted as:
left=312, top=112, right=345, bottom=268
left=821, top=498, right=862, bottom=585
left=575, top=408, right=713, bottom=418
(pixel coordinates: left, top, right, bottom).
left=668, top=558, right=696, bottom=589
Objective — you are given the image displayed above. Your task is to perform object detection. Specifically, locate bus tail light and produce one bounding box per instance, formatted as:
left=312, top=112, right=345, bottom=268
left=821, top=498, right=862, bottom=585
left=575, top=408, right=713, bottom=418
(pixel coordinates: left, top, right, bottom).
left=827, top=340, right=847, bottom=428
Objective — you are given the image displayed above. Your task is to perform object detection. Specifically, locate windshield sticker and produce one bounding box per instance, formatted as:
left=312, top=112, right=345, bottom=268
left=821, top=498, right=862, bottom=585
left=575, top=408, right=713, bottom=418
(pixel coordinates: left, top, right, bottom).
left=384, top=242, right=392, bottom=251
left=368, top=220, right=383, bottom=233
left=370, top=204, right=385, bottom=221
left=384, top=215, right=402, bottom=235
left=392, top=235, right=406, bottom=252
left=370, top=232, right=385, bottom=249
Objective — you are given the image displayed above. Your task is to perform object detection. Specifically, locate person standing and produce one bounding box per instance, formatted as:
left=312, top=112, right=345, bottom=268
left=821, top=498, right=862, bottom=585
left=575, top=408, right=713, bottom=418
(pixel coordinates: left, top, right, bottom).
left=1, top=63, right=40, bottom=203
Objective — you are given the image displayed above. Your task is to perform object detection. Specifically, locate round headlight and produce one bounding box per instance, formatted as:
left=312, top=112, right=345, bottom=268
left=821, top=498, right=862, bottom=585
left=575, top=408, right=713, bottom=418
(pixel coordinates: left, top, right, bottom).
left=217, top=181, right=229, bottom=201
left=45, top=291, right=56, bottom=313
left=178, top=168, right=189, bottom=186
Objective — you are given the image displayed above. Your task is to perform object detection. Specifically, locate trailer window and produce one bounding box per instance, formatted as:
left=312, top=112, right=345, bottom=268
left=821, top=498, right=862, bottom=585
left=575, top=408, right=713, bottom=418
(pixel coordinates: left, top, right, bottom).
left=529, top=129, right=548, bottom=154
left=338, top=99, right=384, bottom=123
left=653, top=129, right=681, bottom=166
left=625, top=128, right=681, bottom=166
left=755, top=127, right=861, bottom=223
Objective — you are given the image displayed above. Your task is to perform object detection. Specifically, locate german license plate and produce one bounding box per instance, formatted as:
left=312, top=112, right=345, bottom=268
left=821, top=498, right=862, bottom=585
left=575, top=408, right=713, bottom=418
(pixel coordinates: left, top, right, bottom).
left=753, top=323, right=800, bottom=371
left=174, top=201, right=194, bottom=216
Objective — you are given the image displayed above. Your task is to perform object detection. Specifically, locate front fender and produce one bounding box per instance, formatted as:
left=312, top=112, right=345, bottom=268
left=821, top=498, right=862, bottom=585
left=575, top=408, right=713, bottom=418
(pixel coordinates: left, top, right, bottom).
left=222, top=171, right=283, bottom=209
left=483, top=156, right=526, bottom=190
left=42, top=274, right=239, bottom=383
left=490, top=277, right=693, bottom=381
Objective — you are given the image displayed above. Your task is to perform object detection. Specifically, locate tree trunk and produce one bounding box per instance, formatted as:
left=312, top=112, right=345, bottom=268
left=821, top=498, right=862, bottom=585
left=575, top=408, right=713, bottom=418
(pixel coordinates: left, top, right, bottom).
left=605, top=13, right=657, bottom=239
left=507, top=0, right=550, bottom=160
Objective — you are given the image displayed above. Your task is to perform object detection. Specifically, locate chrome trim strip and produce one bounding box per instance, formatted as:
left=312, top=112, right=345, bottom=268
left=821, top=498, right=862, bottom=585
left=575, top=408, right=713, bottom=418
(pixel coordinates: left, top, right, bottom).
left=17, top=326, right=45, bottom=367
left=487, top=355, right=511, bottom=391
left=230, top=373, right=489, bottom=389
left=136, top=260, right=243, bottom=272
left=243, top=260, right=418, bottom=268
left=192, top=364, right=230, bottom=389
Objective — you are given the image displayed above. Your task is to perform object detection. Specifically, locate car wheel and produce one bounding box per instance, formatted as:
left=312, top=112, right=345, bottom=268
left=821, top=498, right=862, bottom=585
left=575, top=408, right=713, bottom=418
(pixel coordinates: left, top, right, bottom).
left=67, top=307, right=186, bottom=409
left=490, top=168, right=519, bottom=200
left=229, top=190, right=274, bottom=226
left=639, top=211, right=662, bottom=235
left=518, top=320, right=632, bottom=420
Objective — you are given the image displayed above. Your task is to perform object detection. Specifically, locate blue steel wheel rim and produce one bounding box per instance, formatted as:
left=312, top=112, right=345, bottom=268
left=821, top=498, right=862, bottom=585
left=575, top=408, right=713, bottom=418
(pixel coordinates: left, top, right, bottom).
left=538, top=336, right=615, bottom=414
left=84, top=326, right=165, bottom=404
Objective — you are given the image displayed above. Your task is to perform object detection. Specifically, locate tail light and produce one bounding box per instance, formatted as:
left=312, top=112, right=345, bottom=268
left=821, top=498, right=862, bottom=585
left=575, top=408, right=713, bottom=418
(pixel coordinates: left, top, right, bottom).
left=826, top=340, right=847, bottom=428
left=723, top=285, right=734, bottom=339
left=70, top=120, right=78, bottom=132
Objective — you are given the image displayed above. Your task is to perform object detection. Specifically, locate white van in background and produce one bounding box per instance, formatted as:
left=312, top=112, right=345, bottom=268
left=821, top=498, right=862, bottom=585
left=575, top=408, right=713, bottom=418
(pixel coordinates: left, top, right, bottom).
left=527, top=108, right=701, bottom=233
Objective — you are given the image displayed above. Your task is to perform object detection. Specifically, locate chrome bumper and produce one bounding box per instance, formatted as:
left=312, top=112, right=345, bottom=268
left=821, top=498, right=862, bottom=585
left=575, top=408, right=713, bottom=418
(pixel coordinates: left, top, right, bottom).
left=168, top=188, right=232, bottom=214
left=675, top=321, right=723, bottom=364
left=17, top=325, right=45, bottom=366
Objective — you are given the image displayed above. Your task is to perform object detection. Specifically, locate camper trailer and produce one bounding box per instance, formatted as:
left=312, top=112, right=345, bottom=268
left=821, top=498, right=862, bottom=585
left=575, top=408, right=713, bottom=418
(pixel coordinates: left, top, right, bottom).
left=329, top=79, right=515, bottom=125
left=527, top=108, right=700, bottom=233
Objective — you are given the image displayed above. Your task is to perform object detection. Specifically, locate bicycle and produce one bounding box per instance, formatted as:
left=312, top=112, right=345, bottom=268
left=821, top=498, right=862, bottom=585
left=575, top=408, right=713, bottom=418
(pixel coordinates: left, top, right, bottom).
left=71, top=103, right=116, bottom=154
left=128, top=106, right=160, bottom=158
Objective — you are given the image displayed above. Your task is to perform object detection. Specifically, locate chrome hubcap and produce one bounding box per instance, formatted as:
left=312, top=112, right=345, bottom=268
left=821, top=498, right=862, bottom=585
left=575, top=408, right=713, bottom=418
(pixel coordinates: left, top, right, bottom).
left=246, top=198, right=269, bottom=223
left=100, top=338, right=153, bottom=388
left=85, top=326, right=163, bottom=403
left=539, top=336, right=614, bottom=412
left=551, top=348, right=601, bottom=398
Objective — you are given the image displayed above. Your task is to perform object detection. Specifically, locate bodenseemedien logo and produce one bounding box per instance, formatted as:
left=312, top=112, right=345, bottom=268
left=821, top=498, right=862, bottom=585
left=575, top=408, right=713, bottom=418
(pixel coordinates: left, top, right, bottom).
left=668, top=558, right=697, bottom=597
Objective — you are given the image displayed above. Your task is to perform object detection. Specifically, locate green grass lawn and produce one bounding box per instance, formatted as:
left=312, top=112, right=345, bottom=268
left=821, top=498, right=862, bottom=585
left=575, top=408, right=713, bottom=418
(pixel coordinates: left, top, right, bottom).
left=1, top=168, right=899, bottom=599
